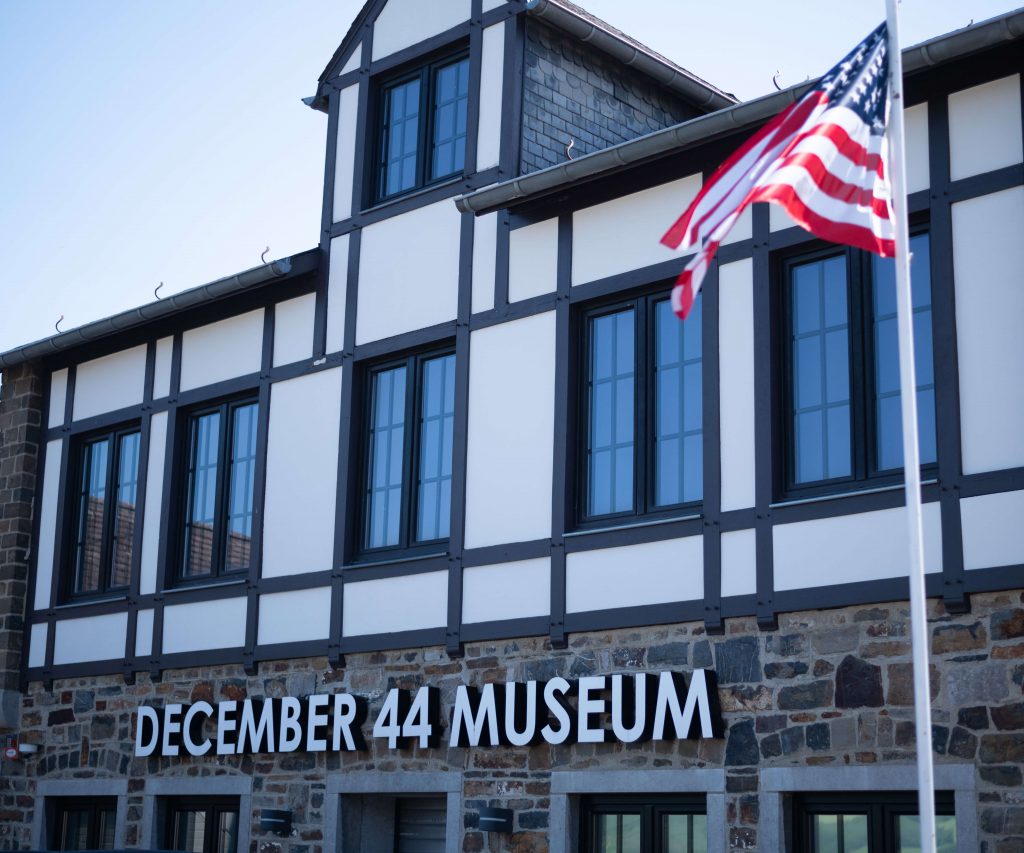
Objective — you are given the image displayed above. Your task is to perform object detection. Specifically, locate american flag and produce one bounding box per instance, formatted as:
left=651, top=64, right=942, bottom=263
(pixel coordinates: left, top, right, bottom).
left=662, top=23, right=893, bottom=319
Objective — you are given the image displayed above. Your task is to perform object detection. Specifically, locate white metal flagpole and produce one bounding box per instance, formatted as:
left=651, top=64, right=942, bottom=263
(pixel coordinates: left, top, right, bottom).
left=884, top=2, right=937, bottom=852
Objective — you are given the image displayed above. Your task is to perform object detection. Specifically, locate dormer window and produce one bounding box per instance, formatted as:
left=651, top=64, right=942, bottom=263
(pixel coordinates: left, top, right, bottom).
left=376, top=52, right=470, bottom=202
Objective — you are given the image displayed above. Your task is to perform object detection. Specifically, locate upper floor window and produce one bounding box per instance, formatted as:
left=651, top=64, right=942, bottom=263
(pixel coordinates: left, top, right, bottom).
left=66, top=426, right=141, bottom=599
left=782, top=231, right=934, bottom=496
left=361, top=350, right=455, bottom=554
left=179, top=397, right=258, bottom=582
left=376, top=53, right=470, bottom=202
left=579, top=292, right=703, bottom=525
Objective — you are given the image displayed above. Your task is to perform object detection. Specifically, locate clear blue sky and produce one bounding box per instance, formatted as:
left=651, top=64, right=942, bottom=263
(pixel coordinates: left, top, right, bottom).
left=1, top=1, right=1019, bottom=355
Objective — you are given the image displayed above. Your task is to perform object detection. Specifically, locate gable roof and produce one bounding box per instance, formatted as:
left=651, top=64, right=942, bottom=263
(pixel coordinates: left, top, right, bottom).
left=310, top=0, right=735, bottom=112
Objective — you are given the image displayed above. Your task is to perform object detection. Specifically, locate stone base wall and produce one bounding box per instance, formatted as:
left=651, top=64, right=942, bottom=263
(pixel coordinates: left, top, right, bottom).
left=1, top=590, right=1022, bottom=852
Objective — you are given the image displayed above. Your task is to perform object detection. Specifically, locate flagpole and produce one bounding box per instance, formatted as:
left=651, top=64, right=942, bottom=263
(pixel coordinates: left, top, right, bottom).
left=884, top=2, right=937, bottom=852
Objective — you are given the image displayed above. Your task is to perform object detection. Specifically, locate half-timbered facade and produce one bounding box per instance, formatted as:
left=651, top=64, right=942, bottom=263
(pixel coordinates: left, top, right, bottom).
left=0, top=2, right=1022, bottom=850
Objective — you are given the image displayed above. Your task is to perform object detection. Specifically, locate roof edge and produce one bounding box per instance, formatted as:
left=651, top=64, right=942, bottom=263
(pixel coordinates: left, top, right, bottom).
left=456, top=7, right=1024, bottom=215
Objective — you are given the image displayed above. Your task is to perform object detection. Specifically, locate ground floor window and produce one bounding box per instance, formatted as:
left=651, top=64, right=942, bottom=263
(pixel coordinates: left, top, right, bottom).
left=163, top=797, right=240, bottom=853
left=396, top=795, right=447, bottom=852
left=580, top=794, right=707, bottom=853
left=49, top=797, right=116, bottom=851
left=794, top=792, right=956, bottom=852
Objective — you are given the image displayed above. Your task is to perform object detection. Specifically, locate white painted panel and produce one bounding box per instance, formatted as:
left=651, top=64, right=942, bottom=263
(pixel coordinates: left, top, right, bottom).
left=774, top=504, right=942, bottom=591
left=153, top=336, right=173, bottom=399
left=572, top=174, right=701, bottom=285
left=371, top=0, right=471, bottom=60
left=54, top=613, right=127, bottom=665
left=139, top=412, right=167, bottom=595
left=258, top=588, right=331, bottom=645
left=721, top=529, right=756, bottom=598
left=28, top=624, right=46, bottom=668
left=262, top=369, right=342, bottom=577
left=48, top=369, right=68, bottom=427
left=769, top=201, right=797, bottom=232
left=509, top=219, right=558, bottom=302
left=339, top=43, right=361, bottom=76
left=905, top=102, right=929, bottom=194
left=327, top=234, right=349, bottom=353
left=343, top=571, right=447, bottom=636
left=476, top=22, right=505, bottom=171
left=462, top=558, right=551, bottom=624
left=482, top=0, right=505, bottom=10
left=953, top=187, right=1024, bottom=474
left=472, top=212, right=497, bottom=314
left=33, top=440, right=62, bottom=610
left=163, top=598, right=247, bottom=654
left=135, top=609, right=154, bottom=658
left=179, top=309, right=264, bottom=392
left=718, top=259, right=755, bottom=511
left=333, top=84, right=359, bottom=223
left=949, top=75, right=1022, bottom=180
left=465, top=312, right=555, bottom=548
left=357, top=200, right=460, bottom=344
left=566, top=537, right=703, bottom=613
left=722, top=207, right=751, bottom=245
left=273, top=293, right=316, bottom=367
left=74, top=344, right=147, bottom=420
left=961, top=490, right=1024, bottom=571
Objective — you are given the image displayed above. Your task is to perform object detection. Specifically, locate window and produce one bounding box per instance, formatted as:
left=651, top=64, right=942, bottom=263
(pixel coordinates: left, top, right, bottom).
left=361, top=350, right=455, bottom=554
left=579, top=292, right=703, bottom=525
left=163, top=798, right=239, bottom=853
left=782, top=231, right=934, bottom=495
left=794, top=792, right=956, bottom=852
left=48, top=797, right=117, bottom=851
left=65, top=426, right=141, bottom=598
left=580, top=795, right=707, bottom=853
left=340, top=794, right=448, bottom=853
left=376, top=53, right=470, bottom=202
left=396, top=796, right=447, bottom=852
left=179, top=397, right=258, bottom=581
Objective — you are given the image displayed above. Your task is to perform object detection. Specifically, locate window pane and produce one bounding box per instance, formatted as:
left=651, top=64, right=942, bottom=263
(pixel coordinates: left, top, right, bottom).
left=98, top=808, right=116, bottom=850
left=171, top=809, right=206, bottom=852
left=57, top=808, right=90, bottom=850
left=216, top=809, right=239, bottom=853
left=654, top=297, right=702, bottom=507
left=109, top=431, right=141, bottom=589
left=588, top=310, right=635, bottom=516
left=431, top=58, right=470, bottom=179
left=224, top=403, right=258, bottom=572
left=663, top=813, right=707, bottom=853
left=417, top=354, right=455, bottom=542
left=396, top=796, right=447, bottom=853
left=381, top=77, right=421, bottom=197
left=594, top=813, right=642, bottom=853
left=841, top=814, right=868, bottom=853
left=366, top=366, right=407, bottom=548
left=898, top=814, right=956, bottom=853
left=812, top=814, right=840, bottom=853
left=74, top=438, right=110, bottom=594
left=791, top=255, right=851, bottom=483
left=872, top=233, right=936, bottom=470
left=183, top=411, right=221, bottom=578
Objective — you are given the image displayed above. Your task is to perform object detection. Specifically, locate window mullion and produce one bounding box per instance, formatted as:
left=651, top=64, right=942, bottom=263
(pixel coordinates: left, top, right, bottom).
left=850, top=248, right=871, bottom=482
left=212, top=404, right=231, bottom=577
left=419, top=66, right=432, bottom=190
left=635, top=298, right=649, bottom=517
left=99, top=434, right=119, bottom=594
left=400, top=357, right=418, bottom=549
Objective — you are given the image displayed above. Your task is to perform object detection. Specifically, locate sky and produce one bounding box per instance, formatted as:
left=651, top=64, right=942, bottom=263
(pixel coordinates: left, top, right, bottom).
left=1, top=0, right=1020, bottom=356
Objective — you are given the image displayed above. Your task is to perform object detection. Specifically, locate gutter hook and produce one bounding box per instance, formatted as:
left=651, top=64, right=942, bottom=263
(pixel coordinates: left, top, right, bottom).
left=565, top=138, right=575, bottom=161
left=154, top=282, right=164, bottom=300
left=261, top=246, right=270, bottom=264
left=772, top=70, right=783, bottom=91
left=55, top=315, right=65, bottom=333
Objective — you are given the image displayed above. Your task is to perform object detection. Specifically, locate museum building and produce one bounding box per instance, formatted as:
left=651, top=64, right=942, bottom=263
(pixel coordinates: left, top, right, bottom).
left=0, top=1, right=1022, bottom=850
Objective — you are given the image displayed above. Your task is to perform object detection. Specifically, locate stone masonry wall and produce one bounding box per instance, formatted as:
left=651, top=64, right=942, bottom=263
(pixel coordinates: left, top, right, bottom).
left=520, top=20, right=700, bottom=174
left=0, top=362, right=45, bottom=728
left=1, top=590, right=1022, bottom=851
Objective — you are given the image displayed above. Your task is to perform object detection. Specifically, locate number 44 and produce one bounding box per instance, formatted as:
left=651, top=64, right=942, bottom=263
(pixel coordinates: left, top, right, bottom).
left=372, top=686, right=442, bottom=749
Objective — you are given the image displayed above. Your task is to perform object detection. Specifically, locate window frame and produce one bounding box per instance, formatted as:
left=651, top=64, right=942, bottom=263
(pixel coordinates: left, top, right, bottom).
left=793, top=790, right=956, bottom=852
left=162, top=796, right=240, bottom=853
left=579, top=793, right=707, bottom=853
left=174, top=393, right=260, bottom=586
left=62, top=421, right=142, bottom=602
left=370, top=46, right=471, bottom=206
left=575, top=287, right=704, bottom=530
left=775, top=221, right=936, bottom=501
left=355, top=346, right=457, bottom=561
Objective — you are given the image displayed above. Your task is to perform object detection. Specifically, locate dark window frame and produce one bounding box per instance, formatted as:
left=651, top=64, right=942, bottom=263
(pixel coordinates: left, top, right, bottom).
left=174, top=393, right=259, bottom=586
left=47, top=795, right=117, bottom=850
left=575, top=286, right=704, bottom=530
left=793, top=790, right=955, bottom=851
left=370, top=46, right=471, bottom=205
left=162, top=796, right=240, bottom=853
left=775, top=220, right=936, bottom=501
left=61, top=421, right=142, bottom=602
left=355, top=345, right=457, bottom=561
left=580, top=793, right=707, bottom=852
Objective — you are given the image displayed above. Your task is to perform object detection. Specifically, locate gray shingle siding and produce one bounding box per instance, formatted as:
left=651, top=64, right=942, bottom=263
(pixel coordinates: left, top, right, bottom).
left=520, top=20, right=700, bottom=175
